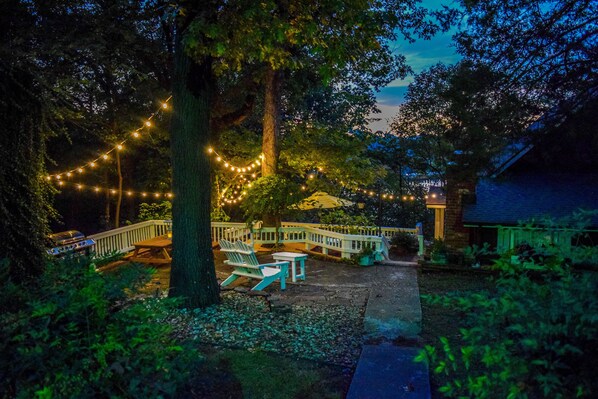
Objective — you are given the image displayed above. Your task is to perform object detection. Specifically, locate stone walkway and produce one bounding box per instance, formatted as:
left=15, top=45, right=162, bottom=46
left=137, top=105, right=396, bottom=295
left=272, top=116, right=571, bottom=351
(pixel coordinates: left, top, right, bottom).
left=347, top=262, right=431, bottom=399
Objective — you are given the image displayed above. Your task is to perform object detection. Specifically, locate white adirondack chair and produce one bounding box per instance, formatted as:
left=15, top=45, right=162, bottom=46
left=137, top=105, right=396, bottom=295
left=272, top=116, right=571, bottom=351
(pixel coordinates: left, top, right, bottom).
left=219, top=239, right=289, bottom=291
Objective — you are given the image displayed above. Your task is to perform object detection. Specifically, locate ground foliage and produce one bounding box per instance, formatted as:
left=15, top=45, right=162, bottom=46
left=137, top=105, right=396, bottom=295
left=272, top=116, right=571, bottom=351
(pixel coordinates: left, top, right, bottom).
left=182, top=291, right=363, bottom=367
left=0, top=256, right=199, bottom=398
left=418, top=215, right=598, bottom=398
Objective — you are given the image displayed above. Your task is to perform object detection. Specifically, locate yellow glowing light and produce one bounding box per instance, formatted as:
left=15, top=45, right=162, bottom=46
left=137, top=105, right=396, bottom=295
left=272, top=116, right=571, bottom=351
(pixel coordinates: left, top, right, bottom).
left=402, top=196, right=407, bottom=201
left=369, top=191, right=374, bottom=196
left=382, top=194, right=387, bottom=198
left=389, top=195, right=394, bottom=200
left=102, top=154, right=108, bottom=160
left=242, top=168, right=246, bottom=172
left=95, top=187, right=100, bottom=192
left=224, top=162, right=229, bottom=167
left=431, top=194, right=437, bottom=198
left=110, top=189, right=116, bottom=194
left=127, top=191, right=132, bottom=196
left=77, top=184, right=82, bottom=189
left=251, top=173, right=256, bottom=178
left=141, top=192, right=147, bottom=197
left=301, top=186, right=306, bottom=190
left=154, top=193, right=160, bottom=198
left=56, top=175, right=61, bottom=180
left=410, top=196, right=415, bottom=200
left=318, top=167, right=323, bottom=171
left=308, top=174, right=314, bottom=179
left=216, top=156, right=221, bottom=162
left=425, top=195, right=429, bottom=199
left=247, top=183, right=252, bottom=188
left=58, top=181, right=64, bottom=186
left=66, top=172, right=72, bottom=177
left=117, top=144, right=123, bottom=150
left=78, top=168, right=83, bottom=173
left=133, top=132, right=140, bottom=138
left=46, top=176, right=51, bottom=181
left=208, top=147, right=213, bottom=153
left=162, top=103, right=168, bottom=109
left=256, top=160, right=261, bottom=165
left=167, top=193, right=172, bottom=198
left=145, top=121, right=151, bottom=127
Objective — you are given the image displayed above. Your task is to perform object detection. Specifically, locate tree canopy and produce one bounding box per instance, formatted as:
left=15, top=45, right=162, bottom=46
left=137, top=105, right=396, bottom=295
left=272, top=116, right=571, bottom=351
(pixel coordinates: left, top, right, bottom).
left=455, top=0, right=598, bottom=111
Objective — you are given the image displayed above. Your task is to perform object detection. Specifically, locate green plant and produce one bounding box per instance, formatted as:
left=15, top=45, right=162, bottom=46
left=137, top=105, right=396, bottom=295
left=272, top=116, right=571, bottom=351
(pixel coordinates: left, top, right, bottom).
left=241, top=176, right=302, bottom=244
left=462, top=242, right=493, bottom=266
left=319, top=209, right=373, bottom=233
left=390, top=231, right=419, bottom=253
left=417, top=214, right=598, bottom=398
left=0, top=255, right=199, bottom=398
left=430, top=238, right=447, bottom=256
left=138, top=200, right=172, bottom=221
left=210, top=207, right=231, bottom=222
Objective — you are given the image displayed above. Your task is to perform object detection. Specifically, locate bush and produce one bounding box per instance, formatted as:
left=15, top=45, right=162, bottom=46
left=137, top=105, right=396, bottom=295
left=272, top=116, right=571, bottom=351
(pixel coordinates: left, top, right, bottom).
left=418, top=236, right=598, bottom=397
left=390, top=231, right=419, bottom=254
left=0, top=255, right=199, bottom=398
left=138, top=201, right=172, bottom=221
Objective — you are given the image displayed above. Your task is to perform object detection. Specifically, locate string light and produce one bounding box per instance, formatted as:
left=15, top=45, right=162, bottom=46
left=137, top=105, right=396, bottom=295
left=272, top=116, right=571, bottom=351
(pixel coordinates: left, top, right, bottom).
left=50, top=180, right=172, bottom=199
left=45, top=96, right=172, bottom=179
left=206, top=147, right=263, bottom=176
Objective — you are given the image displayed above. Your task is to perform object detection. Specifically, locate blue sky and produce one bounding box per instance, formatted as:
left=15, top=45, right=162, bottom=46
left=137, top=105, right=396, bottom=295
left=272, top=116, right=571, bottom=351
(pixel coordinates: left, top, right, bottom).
left=368, top=0, right=462, bottom=132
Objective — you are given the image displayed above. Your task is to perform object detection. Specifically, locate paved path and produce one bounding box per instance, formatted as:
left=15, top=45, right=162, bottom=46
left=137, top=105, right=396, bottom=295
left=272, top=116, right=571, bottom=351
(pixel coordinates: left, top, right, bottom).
left=347, top=263, right=431, bottom=399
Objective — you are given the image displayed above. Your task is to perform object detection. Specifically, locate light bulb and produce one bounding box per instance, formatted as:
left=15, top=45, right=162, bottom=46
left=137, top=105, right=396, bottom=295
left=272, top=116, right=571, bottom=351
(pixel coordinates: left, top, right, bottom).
left=162, top=103, right=168, bottom=109
left=145, top=121, right=151, bottom=127
left=117, top=144, right=123, bottom=150
left=133, top=132, right=140, bottom=138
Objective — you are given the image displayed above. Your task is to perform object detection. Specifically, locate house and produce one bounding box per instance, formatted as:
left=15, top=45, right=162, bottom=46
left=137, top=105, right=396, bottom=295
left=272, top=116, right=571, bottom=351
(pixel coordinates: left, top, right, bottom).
left=427, top=99, right=598, bottom=253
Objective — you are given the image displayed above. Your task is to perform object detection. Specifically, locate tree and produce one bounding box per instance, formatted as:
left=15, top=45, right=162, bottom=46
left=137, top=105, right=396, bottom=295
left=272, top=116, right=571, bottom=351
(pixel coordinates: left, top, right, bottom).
left=167, top=1, right=220, bottom=308
left=455, top=0, right=598, bottom=113
left=391, top=61, right=531, bottom=181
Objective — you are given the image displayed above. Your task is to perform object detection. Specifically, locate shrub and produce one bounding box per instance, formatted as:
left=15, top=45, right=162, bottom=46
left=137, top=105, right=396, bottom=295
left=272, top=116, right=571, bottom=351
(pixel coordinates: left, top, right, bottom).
left=138, top=200, right=172, bottom=221
left=0, top=255, right=199, bottom=398
left=390, top=231, right=419, bottom=254
left=417, top=217, right=598, bottom=398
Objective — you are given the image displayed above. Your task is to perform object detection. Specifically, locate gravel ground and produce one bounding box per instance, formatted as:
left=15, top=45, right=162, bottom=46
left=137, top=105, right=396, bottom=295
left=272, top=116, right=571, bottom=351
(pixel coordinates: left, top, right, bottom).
left=177, top=291, right=365, bottom=367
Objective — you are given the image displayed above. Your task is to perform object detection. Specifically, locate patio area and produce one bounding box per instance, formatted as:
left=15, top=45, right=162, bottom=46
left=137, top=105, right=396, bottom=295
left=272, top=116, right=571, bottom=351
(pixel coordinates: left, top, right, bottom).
left=102, top=244, right=419, bottom=309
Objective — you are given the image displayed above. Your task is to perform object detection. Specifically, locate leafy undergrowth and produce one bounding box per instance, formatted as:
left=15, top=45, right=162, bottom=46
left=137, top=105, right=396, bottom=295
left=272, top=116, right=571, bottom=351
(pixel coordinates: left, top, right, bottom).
left=417, top=269, right=495, bottom=398
left=175, top=291, right=363, bottom=368
left=185, top=347, right=351, bottom=398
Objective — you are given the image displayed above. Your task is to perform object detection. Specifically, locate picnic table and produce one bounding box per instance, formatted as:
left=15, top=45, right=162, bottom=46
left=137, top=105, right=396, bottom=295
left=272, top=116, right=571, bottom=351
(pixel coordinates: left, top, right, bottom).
left=127, top=235, right=172, bottom=265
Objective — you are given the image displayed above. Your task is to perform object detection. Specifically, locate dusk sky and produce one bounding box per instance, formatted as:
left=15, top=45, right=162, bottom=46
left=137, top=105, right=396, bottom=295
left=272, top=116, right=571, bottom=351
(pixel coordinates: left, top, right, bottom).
left=369, top=0, right=462, bottom=132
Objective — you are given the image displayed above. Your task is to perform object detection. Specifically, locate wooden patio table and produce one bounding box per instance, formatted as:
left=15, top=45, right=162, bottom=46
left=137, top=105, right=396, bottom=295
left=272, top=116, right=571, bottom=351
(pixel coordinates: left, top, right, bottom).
left=128, top=235, right=172, bottom=265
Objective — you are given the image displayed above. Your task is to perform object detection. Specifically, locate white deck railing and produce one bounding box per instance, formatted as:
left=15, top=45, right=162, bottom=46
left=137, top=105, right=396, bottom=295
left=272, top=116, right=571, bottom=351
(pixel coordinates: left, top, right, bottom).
left=89, top=220, right=422, bottom=259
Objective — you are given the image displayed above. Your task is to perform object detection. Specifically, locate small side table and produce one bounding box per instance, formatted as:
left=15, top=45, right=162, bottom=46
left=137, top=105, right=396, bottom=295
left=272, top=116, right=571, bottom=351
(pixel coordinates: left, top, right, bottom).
left=272, top=252, right=308, bottom=283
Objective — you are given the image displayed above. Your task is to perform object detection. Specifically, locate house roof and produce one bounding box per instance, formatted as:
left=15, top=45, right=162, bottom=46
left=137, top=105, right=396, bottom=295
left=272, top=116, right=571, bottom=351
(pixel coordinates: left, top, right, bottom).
left=463, top=173, right=598, bottom=226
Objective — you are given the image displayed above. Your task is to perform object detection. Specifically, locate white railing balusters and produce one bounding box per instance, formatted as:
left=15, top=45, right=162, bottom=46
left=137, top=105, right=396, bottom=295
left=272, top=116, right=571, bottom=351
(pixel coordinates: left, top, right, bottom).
left=89, top=220, right=422, bottom=260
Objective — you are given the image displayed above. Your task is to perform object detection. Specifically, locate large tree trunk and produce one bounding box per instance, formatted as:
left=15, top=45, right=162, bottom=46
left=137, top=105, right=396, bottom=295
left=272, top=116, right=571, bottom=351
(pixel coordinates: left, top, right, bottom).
left=261, top=67, right=283, bottom=227
left=262, top=66, right=282, bottom=177
left=0, top=68, right=48, bottom=283
left=168, top=27, right=219, bottom=308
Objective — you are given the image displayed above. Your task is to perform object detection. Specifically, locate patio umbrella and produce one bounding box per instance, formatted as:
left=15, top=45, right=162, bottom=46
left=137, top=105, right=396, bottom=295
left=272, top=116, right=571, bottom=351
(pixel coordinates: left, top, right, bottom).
left=295, top=191, right=354, bottom=210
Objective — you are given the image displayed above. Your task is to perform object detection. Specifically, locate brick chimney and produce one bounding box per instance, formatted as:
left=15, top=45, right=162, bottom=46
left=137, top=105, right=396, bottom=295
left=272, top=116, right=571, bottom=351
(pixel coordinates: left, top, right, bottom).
left=443, top=180, right=476, bottom=252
